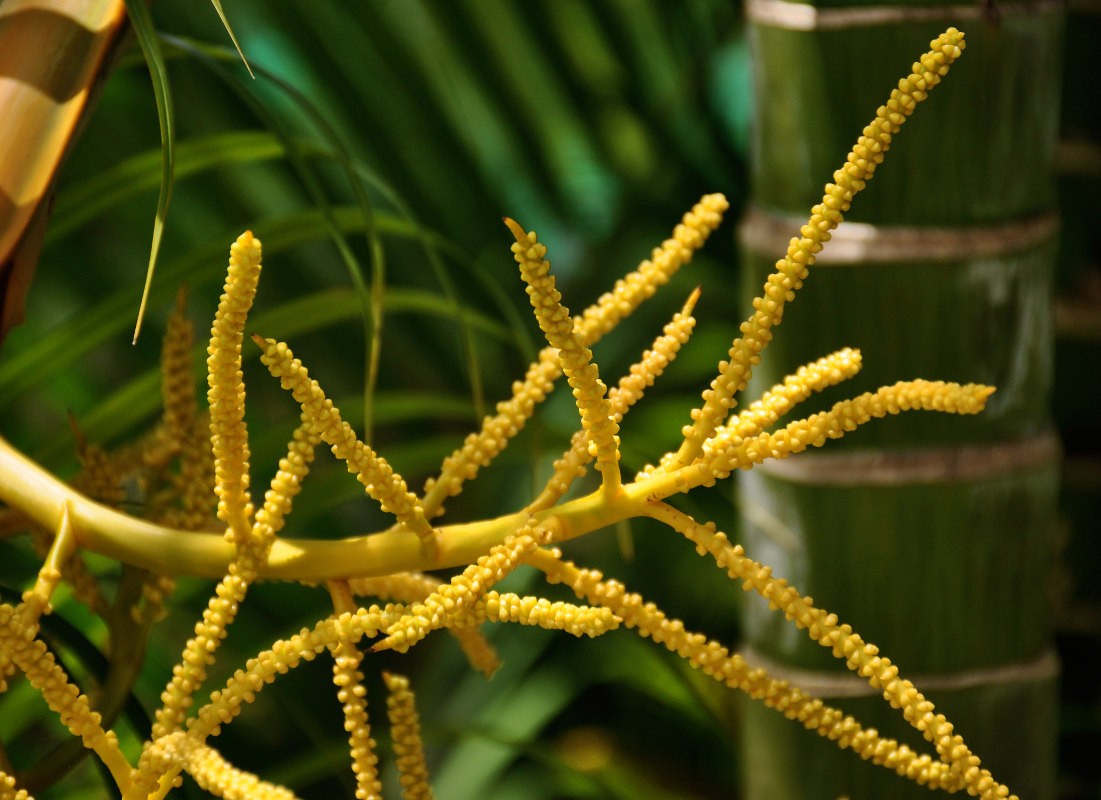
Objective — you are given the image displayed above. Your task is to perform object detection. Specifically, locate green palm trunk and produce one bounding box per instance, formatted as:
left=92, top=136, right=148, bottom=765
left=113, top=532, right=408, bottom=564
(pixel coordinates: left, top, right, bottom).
left=736, top=4, right=1063, bottom=798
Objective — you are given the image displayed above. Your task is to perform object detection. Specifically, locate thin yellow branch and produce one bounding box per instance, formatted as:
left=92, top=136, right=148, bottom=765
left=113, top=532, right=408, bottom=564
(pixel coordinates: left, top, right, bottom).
left=19, top=503, right=76, bottom=626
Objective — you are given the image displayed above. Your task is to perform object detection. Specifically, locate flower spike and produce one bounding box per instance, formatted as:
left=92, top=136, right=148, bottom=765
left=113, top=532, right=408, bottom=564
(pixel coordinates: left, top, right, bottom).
left=420, top=193, right=728, bottom=517
left=651, top=503, right=1014, bottom=800
left=208, top=231, right=262, bottom=548
left=671, top=29, right=966, bottom=470
left=254, top=336, right=437, bottom=554
left=328, top=581, right=383, bottom=800
left=532, top=287, right=701, bottom=511
left=0, top=604, right=131, bottom=789
left=698, top=380, right=994, bottom=485
left=162, top=286, right=197, bottom=455
left=383, top=673, right=434, bottom=800
left=505, top=217, right=622, bottom=498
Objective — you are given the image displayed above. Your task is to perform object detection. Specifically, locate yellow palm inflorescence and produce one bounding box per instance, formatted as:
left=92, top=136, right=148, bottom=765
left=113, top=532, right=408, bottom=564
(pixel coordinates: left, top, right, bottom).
left=0, top=26, right=1021, bottom=800
left=254, top=336, right=437, bottom=552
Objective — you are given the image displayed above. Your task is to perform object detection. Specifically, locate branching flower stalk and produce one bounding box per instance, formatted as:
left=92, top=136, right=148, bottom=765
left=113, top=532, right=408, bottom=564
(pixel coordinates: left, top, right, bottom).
left=0, top=28, right=1017, bottom=800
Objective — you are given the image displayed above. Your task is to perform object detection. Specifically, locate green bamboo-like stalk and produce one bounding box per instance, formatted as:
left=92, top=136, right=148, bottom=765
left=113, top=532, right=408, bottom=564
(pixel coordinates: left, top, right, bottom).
left=737, top=4, right=1063, bottom=798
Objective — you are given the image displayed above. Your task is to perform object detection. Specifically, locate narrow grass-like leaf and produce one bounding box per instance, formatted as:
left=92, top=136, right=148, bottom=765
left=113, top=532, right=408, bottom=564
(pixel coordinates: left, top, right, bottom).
left=48, top=131, right=283, bottom=241
left=163, top=35, right=386, bottom=442
left=121, top=0, right=176, bottom=345
left=432, top=666, right=580, bottom=800
left=207, top=0, right=254, bottom=78
left=2, top=208, right=464, bottom=412
left=164, top=35, right=491, bottom=425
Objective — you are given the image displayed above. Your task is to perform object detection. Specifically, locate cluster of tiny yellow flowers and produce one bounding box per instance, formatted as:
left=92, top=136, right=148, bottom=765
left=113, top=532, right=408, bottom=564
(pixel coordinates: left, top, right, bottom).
left=0, top=602, right=129, bottom=784
left=671, top=28, right=965, bottom=471
left=533, top=287, right=700, bottom=511
left=162, top=289, right=198, bottom=454
left=480, top=592, right=620, bottom=637
left=382, top=673, right=433, bottom=800
left=420, top=192, right=728, bottom=516
left=254, top=336, right=436, bottom=551
left=326, top=581, right=382, bottom=800
left=347, top=573, right=502, bottom=678
left=373, top=518, right=557, bottom=653
left=207, top=231, right=261, bottom=547
left=0, top=26, right=1020, bottom=800
left=0, top=770, right=31, bottom=800
left=505, top=218, right=622, bottom=496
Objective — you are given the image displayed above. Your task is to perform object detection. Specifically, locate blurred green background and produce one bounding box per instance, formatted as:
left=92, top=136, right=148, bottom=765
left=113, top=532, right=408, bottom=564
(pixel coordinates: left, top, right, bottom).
left=0, top=1, right=1097, bottom=799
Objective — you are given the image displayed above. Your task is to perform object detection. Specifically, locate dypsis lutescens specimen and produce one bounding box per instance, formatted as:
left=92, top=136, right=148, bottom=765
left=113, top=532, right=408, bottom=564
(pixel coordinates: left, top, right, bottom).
left=0, top=28, right=1015, bottom=800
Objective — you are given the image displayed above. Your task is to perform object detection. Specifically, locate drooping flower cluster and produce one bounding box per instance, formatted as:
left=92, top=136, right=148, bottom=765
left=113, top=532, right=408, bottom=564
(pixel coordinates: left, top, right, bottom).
left=0, top=27, right=1018, bottom=800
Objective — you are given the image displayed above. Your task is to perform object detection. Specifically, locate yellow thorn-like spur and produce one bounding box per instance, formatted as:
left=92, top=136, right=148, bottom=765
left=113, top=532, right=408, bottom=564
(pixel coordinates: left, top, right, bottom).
left=504, top=217, right=623, bottom=499
left=253, top=335, right=439, bottom=557
left=19, top=504, right=76, bottom=629
left=670, top=28, right=966, bottom=470
left=1, top=506, right=77, bottom=693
